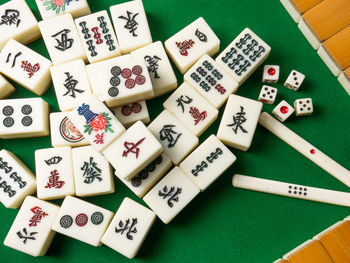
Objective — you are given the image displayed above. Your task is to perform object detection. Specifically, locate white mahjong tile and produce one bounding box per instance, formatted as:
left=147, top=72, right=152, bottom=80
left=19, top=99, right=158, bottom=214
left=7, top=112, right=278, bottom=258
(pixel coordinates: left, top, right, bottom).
left=111, top=100, right=150, bottom=127
left=147, top=110, right=198, bottom=165
left=179, top=135, right=236, bottom=191
left=50, top=59, right=92, bottom=111
left=184, top=54, right=238, bottom=108
left=272, top=100, right=294, bottom=122
left=143, top=166, right=200, bottom=224
left=50, top=111, right=89, bottom=148
left=0, top=149, right=36, bottom=209
left=0, top=39, right=52, bottom=96
left=117, top=153, right=172, bottom=198
left=39, top=14, right=86, bottom=65
left=35, top=147, right=75, bottom=200
left=4, top=196, right=59, bottom=257
left=75, top=10, right=121, bottom=63
left=97, top=54, right=154, bottom=107
left=85, top=60, right=104, bottom=96
left=52, top=195, right=114, bottom=246
left=101, top=197, right=156, bottom=258
left=110, top=0, right=152, bottom=54
left=0, top=74, right=15, bottom=99
left=35, top=0, right=90, bottom=20
left=0, top=0, right=40, bottom=50
left=215, top=28, right=271, bottom=85
left=102, top=121, right=163, bottom=181
left=72, top=145, right=114, bottom=197
left=131, top=41, right=177, bottom=97
left=217, top=94, right=262, bottom=151
left=165, top=17, right=220, bottom=74
left=163, top=82, right=218, bottom=136
left=0, top=98, right=49, bottom=139
left=69, top=94, right=125, bottom=152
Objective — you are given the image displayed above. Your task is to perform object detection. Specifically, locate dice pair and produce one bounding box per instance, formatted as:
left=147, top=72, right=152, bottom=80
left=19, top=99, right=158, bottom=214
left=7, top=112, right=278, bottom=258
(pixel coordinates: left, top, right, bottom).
left=272, top=98, right=313, bottom=122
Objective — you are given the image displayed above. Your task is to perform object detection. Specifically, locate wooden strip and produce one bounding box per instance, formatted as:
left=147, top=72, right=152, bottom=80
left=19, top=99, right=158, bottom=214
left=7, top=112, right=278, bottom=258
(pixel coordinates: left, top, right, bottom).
left=303, top=0, right=350, bottom=41
left=288, top=240, right=334, bottom=263
left=319, top=221, right=350, bottom=263
left=323, top=25, right=350, bottom=69
left=292, top=0, right=323, bottom=13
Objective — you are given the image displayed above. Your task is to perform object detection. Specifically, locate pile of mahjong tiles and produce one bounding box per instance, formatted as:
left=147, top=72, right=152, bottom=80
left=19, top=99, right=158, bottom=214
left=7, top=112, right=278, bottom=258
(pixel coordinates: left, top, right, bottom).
left=1, top=0, right=350, bottom=261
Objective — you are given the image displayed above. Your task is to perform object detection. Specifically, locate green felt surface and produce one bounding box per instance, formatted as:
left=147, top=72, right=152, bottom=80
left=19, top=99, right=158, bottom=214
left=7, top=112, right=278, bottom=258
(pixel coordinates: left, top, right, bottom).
left=1, top=0, right=350, bottom=262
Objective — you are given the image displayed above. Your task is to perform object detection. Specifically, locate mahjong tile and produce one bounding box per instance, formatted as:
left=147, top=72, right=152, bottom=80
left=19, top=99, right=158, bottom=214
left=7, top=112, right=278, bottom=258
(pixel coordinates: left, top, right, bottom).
left=110, top=0, right=152, bottom=54
left=147, top=110, right=198, bottom=165
left=165, top=17, right=220, bottom=74
left=102, top=121, right=163, bottom=181
left=217, top=94, right=262, bottom=151
left=180, top=135, right=236, bottom=190
left=163, top=82, right=218, bottom=136
left=0, top=39, right=52, bottom=96
left=215, top=28, right=271, bottom=85
left=0, top=74, right=15, bottom=99
left=4, top=196, right=59, bottom=256
left=131, top=41, right=177, bottom=97
left=184, top=54, right=238, bottom=108
left=75, top=10, right=121, bottom=63
left=0, top=149, right=36, bottom=209
left=101, top=197, right=156, bottom=258
left=51, top=195, right=114, bottom=246
left=35, top=0, right=91, bottom=20
left=39, top=14, right=86, bottom=65
left=0, top=0, right=40, bottom=49
left=50, top=59, right=92, bottom=111
left=111, top=100, right=150, bottom=127
left=143, top=166, right=200, bottom=224
left=72, top=145, right=114, bottom=197
left=0, top=98, right=49, bottom=139
left=35, top=147, right=75, bottom=200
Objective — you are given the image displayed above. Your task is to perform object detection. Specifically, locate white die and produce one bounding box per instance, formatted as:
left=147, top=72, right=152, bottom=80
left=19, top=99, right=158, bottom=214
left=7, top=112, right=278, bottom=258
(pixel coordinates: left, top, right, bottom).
left=0, top=149, right=36, bottom=209
left=165, top=17, right=220, bottom=74
left=272, top=100, right=295, bottom=122
left=51, top=196, right=114, bottom=246
left=0, top=0, right=40, bottom=49
left=143, top=166, right=200, bottom=224
left=294, top=98, right=313, bottom=116
left=35, top=147, right=75, bottom=200
left=4, top=196, right=60, bottom=257
left=117, top=153, right=172, bottom=198
left=35, top=0, right=90, bottom=20
left=284, top=70, right=305, bottom=91
left=131, top=41, right=177, bottom=97
left=163, top=82, right=218, bottom=136
left=262, top=65, right=280, bottom=83
left=180, top=135, right=236, bottom=191
left=110, top=0, right=152, bottom=54
left=49, top=111, right=89, bottom=148
left=148, top=110, right=199, bottom=165
left=215, top=28, right=271, bottom=85
left=103, top=121, right=163, bottom=181
left=258, top=85, right=277, bottom=104
left=97, top=54, right=154, bottom=107
left=39, top=14, right=86, bottom=65
left=184, top=54, right=238, bottom=108
left=217, top=94, right=262, bottom=151
left=75, top=10, right=121, bottom=63
left=111, top=100, right=150, bottom=127
left=101, top=197, right=156, bottom=258
left=0, top=39, right=52, bottom=96
left=69, top=95, right=125, bottom=152
left=50, top=59, right=92, bottom=111
left=72, top=145, right=114, bottom=197
left=0, top=98, right=49, bottom=139
left=0, top=74, right=15, bottom=99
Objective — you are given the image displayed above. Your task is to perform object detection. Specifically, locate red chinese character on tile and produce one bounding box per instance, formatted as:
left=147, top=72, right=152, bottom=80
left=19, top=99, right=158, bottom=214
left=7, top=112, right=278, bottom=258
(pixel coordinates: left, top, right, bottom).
left=29, top=206, right=48, bottom=227
left=45, top=169, right=65, bottom=189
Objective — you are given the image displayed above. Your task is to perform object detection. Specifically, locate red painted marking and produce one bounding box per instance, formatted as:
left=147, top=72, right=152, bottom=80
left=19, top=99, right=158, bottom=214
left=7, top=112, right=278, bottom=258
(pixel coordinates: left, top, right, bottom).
left=268, top=68, right=275, bottom=76
left=261, top=99, right=268, bottom=103
left=280, top=106, right=289, bottom=114
left=310, top=149, right=316, bottom=154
